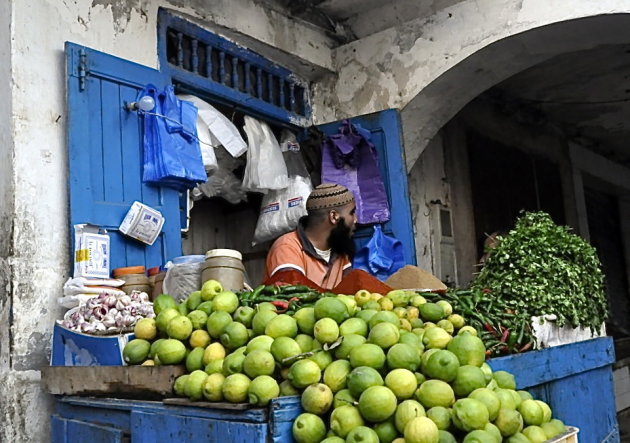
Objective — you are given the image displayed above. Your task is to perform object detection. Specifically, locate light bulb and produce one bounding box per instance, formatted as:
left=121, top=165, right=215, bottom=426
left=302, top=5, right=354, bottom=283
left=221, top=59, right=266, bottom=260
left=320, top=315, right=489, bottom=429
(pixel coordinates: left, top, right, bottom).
left=137, top=96, right=155, bottom=112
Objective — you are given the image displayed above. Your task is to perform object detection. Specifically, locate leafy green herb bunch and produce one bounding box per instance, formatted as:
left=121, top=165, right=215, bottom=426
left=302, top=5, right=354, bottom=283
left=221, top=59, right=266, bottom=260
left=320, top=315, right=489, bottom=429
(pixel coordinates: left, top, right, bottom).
left=471, top=211, right=607, bottom=333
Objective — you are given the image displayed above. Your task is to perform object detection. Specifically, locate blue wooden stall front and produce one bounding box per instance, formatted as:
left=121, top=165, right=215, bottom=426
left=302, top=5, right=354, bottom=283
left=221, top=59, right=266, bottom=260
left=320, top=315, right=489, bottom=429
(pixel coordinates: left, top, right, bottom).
left=51, top=396, right=303, bottom=443
left=51, top=338, right=619, bottom=442
left=488, top=337, right=619, bottom=443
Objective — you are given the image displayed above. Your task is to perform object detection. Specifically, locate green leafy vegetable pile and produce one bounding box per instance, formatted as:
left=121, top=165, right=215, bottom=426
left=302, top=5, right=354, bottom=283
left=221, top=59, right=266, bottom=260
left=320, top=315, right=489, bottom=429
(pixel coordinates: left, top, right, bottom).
left=471, top=211, right=607, bottom=335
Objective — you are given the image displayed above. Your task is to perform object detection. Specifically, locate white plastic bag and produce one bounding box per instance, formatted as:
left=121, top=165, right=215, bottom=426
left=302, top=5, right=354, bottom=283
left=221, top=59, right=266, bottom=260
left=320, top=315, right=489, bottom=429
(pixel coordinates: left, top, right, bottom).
left=242, top=116, right=289, bottom=193
left=176, top=94, right=247, bottom=159
left=252, top=131, right=312, bottom=245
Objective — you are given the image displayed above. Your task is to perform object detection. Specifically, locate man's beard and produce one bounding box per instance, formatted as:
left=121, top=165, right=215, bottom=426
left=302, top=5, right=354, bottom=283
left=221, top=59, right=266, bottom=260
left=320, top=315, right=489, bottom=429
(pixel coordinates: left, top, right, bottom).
left=329, top=218, right=355, bottom=259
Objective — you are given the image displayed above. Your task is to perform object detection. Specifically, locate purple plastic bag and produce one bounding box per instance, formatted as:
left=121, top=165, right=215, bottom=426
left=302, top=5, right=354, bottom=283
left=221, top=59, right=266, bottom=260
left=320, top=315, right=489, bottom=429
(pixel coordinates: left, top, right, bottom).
left=321, top=120, right=390, bottom=224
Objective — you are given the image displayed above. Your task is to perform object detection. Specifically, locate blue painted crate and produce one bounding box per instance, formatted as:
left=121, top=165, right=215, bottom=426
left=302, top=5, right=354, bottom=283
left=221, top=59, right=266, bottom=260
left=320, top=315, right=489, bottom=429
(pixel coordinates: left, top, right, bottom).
left=488, top=337, right=619, bottom=443
left=52, top=395, right=303, bottom=443
left=50, top=323, right=135, bottom=366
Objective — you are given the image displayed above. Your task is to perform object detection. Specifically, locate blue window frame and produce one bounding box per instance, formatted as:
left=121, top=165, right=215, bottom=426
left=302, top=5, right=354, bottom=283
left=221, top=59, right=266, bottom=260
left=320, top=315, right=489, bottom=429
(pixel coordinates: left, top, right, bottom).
left=157, top=8, right=311, bottom=128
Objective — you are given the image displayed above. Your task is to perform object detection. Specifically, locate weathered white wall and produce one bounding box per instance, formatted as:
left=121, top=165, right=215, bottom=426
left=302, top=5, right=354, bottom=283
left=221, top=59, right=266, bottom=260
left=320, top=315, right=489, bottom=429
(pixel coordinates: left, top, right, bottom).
left=310, top=0, right=630, bottom=171
left=0, top=0, right=14, bottom=374
left=1, top=1, right=333, bottom=440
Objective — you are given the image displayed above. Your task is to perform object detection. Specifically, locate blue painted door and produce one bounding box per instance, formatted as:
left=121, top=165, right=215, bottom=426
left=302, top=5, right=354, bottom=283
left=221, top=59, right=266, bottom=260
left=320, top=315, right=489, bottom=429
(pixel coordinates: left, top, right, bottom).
left=318, top=110, right=416, bottom=265
left=66, top=42, right=182, bottom=270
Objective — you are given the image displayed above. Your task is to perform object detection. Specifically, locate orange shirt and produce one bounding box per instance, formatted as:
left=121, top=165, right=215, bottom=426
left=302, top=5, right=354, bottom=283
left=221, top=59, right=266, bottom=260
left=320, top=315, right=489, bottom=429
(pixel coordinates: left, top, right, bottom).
left=263, top=224, right=351, bottom=290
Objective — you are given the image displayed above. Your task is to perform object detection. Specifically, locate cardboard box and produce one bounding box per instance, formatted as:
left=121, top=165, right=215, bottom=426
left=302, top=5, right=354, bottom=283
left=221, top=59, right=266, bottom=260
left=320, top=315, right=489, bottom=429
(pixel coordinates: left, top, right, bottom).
left=119, top=201, right=165, bottom=246
left=50, top=323, right=134, bottom=366
left=73, top=224, right=110, bottom=279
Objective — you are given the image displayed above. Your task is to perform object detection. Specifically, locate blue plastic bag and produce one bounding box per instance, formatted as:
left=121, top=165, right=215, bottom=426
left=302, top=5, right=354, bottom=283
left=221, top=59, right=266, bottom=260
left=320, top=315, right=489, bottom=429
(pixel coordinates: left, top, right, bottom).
left=139, top=85, right=206, bottom=191
left=353, top=225, right=405, bottom=280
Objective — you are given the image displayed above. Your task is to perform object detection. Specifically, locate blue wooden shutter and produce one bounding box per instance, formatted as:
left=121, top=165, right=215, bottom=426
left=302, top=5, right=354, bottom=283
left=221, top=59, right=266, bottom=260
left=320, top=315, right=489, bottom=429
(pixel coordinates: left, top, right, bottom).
left=318, top=110, right=416, bottom=265
left=66, top=42, right=182, bottom=270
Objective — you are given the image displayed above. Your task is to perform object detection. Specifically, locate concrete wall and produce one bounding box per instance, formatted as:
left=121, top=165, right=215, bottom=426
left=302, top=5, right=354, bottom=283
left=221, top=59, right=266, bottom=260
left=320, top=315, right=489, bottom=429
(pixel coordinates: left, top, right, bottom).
left=310, top=0, right=630, bottom=170
left=0, top=1, right=332, bottom=440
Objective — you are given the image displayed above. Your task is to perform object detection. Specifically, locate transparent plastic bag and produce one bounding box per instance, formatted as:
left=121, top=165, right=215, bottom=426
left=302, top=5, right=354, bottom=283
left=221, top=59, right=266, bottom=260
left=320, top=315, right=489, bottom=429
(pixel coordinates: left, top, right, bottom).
left=242, top=116, right=289, bottom=193
left=162, top=255, right=205, bottom=302
left=253, top=131, right=312, bottom=245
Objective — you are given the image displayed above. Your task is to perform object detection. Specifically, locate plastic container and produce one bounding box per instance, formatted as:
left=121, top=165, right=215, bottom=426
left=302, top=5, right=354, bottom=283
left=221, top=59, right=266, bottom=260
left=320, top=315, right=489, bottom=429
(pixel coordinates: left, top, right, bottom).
left=50, top=323, right=134, bottom=366
left=152, top=271, right=166, bottom=301
left=549, top=427, right=579, bottom=443
left=112, top=266, right=145, bottom=277
left=202, top=249, right=245, bottom=292
left=114, top=268, right=151, bottom=295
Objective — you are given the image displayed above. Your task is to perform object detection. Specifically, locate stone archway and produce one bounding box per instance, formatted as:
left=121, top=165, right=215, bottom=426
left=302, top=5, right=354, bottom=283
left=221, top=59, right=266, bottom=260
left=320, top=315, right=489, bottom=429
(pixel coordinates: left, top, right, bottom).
left=401, top=13, right=630, bottom=171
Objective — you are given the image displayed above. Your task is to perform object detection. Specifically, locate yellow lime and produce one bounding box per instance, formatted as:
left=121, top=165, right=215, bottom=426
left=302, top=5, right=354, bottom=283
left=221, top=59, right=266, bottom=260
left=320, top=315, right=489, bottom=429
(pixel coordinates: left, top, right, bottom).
left=314, top=297, right=349, bottom=324
left=243, top=350, right=276, bottom=378
left=189, top=329, right=211, bottom=348
left=452, top=365, right=487, bottom=397
left=323, top=359, right=352, bottom=393
left=202, top=342, right=226, bottom=365
left=387, top=343, right=421, bottom=372
left=212, top=291, right=239, bottom=313
left=222, top=373, right=251, bottom=403
left=200, top=279, right=223, bottom=301
left=451, top=398, right=489, bottom=432
left=446, top=332, right=485, bottom=366
left=134, top=318, right=157, bottom=340
left=293, top=307, right=316, bottom=335
left=358, top=386, right=397, bottom=422
left=339, top=317, right=368, bottom=337
left=220, top=321, right=249, bottom=350
left=156, top=339, right=186, bottom=364
left=248, top=375, right=280, bottom=406
left=427, top=406, right=451, bottom=430
left=292, top=413, right=327, bottom=443
left=301, top=383, right=333, bottom=415
left=314, top=317, right=340, bottom=344
left=155, top=307, right=180, bottom=332
left=184, top=370, right=208, bottom=401
left=288, top=359, right=321, bottom=388
left=206, top=311, right=233, bottom=338
left=334, top=334, right=366, bottom=360
left=395, top=399, right=426, bottom=433
left=202, top=372, right=225, bottom=401
left=404, top=416, right=439, bottom=443
left=495, top=407, right=524, bottom=437
left=422, top=327, right=452, bottom=349
left=368, top=322, right=400, bottom=349
left=347, top=366, right=383, bottom=398
left=385, top=368, right=418, bottom=400
left=265, top=314, right=298, bottom=338
left=270, top=336, right=302, bottom=365
left=349, top=343, right=386, bottom=369
left=469, top=388, right=501, bottom=421
left=415, top=379, right=455, bottom=408
left=173, top=374, right=189, bottom=396
left=185, top=347, right=206, bottom=372
left=422, top=349, right=459, bottom=382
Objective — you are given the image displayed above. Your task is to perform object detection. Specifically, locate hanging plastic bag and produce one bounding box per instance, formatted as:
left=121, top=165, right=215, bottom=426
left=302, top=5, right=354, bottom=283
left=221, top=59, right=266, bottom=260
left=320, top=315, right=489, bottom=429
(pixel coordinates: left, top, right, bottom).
left=139, top=85, right=207, bottom=191
left=176, top=94, right=218, bottom=172
left=252, top=131, right=313, bottom=245
left=353, top=225, right=405, bottom=280
left=162, top=255, right=205, bottom=302
left=242, top=116, right=289, bottom=193
left=321, top=120, right=390, bottom=224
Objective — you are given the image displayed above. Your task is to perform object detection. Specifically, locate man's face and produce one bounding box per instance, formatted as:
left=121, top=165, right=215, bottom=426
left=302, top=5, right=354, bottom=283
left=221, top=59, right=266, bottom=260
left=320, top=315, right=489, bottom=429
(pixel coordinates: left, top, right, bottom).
left=333, top=202, right=357, bottom=235
left=328, top=202, right=357, bottom=257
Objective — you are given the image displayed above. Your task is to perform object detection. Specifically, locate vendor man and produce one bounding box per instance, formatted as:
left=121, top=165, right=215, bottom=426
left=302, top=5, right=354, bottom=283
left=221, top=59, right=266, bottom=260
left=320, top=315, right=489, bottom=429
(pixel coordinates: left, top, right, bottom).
left=263, top=183, right=357, bottom=290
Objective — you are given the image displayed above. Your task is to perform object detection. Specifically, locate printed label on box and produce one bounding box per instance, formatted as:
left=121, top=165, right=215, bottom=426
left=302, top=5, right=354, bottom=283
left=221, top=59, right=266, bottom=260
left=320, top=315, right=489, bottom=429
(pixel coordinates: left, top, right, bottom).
left=73, top=224, right=110, bottom=279
left=119, top=201, right=165, bottom=246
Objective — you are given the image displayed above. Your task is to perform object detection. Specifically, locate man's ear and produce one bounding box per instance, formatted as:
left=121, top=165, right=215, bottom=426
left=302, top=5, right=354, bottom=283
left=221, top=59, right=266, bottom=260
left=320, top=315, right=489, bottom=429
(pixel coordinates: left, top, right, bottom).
left=329, top=210, right=339, bottom=224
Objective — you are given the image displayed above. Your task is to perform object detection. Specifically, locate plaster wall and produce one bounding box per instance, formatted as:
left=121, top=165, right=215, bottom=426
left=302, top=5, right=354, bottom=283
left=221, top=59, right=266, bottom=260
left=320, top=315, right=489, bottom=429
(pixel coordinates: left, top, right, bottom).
left=0, top=0, right=14, bottom=373
left=311, top=0, right=630, bottom=170
left=1, top=1, right=332, bottom=440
